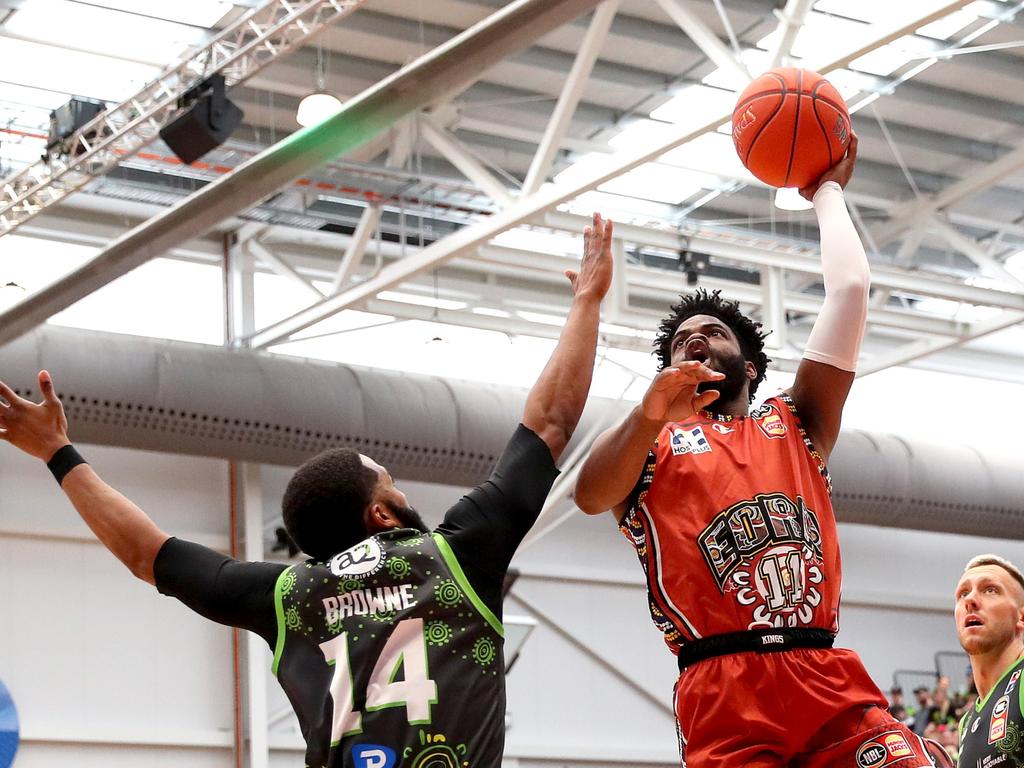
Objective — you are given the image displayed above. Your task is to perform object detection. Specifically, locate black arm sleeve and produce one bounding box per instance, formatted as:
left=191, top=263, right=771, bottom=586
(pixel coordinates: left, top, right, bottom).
left=434, top=424, right=559, bottom=618
left=153, top=537, right=285, bottom=646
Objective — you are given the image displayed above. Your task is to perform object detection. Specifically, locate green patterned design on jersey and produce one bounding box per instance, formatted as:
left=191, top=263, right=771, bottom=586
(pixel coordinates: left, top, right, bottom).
left=959, top=655, right=1024, bottom=768
left=425, top=621, right=453, bottom=646
left=432, top=533, right=503, bottom=637
left=270, top=529, right=507, bottom=768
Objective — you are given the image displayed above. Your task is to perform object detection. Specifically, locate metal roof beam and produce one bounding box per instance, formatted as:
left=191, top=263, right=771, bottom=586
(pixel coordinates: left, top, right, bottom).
left=0, top=0, right=605, bottom=347
left=239, top=2, right=979, bottom=350
left=0, top=0, right=368, bottom=236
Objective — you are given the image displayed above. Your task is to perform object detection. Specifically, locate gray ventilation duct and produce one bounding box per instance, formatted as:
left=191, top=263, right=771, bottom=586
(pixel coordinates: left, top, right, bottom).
left=0, top=326, right=1020, bottom=537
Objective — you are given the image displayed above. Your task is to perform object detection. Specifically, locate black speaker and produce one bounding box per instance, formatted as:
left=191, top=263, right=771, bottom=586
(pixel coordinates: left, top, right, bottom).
left=159, top=74, right=243, bottom=165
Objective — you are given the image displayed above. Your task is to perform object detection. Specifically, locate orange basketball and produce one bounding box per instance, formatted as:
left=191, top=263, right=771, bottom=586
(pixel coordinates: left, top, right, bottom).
left=731, top=67, right=851, bottom=189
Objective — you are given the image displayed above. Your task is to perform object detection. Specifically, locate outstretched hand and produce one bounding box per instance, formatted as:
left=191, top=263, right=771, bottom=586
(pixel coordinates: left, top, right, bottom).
left=0, top=370, right=70, bottom=462
left=565, top=212, right=613, bottom=301
left=642, top=361, right=725, bottom=424
left=800, top=133, right=858, bottom=201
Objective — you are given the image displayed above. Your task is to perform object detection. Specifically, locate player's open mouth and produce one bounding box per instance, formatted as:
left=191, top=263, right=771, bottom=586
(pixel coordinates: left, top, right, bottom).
left=685, top=340, right=710, bottom=363
left=964, top=615, right=983, bottom=628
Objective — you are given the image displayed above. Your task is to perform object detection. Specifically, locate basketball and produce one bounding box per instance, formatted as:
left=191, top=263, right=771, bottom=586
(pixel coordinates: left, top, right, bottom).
left=731, top=67, right=851, bottom=189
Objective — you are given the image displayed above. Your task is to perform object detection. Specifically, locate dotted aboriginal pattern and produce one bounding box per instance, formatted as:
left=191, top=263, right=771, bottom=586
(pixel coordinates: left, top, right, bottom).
left=472, top=636, right=496, bottom=667
left=285, top=606, right=303, bottom=631
left=777, top=392, right=832, bottom=494
left=337, top=578, right=363, bottom=594
left=387, top=557, right=411, bottom=579
left=280, top=570, right=296, bottom=596
left=424, top=620, right=454, bottom=646
left=434, top=579, right=462, bottom=607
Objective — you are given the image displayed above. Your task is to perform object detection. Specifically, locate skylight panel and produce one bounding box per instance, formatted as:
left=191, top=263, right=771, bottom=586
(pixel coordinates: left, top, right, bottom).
left=6, top=1, right=208, bottom=66
left=916, top=8, right=978, bottom=39
left=0, top=38, right=158, bottom=102
left=850, top=43, right=913, bottom=76
left=562, top=190, right=681, bottom=225
left=492, top=228, right=582, bottom=257
left=0, top=138, right=46, bottom=168
left=701, top=49, right=770, bottom=91
left=660, top=132, right=755, bottom=184
left=649, top=85, right=736, bottom=125
left=0, top=81, right=71, bottom=110
left=1007, top=251, right=1024, bottom=281
left=812, top=0, right=952, bottom=25
left=756, top=11, right=871, bottom=65
left=599, top=163, right=712, bottom=205
left=62, top=0, right=232, bottom=27
left=377, top=291, right=467, bottom=311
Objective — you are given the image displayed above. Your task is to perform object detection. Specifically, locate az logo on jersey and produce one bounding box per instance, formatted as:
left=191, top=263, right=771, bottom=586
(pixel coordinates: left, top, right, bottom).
left=329, top=538, right=386, bottom=578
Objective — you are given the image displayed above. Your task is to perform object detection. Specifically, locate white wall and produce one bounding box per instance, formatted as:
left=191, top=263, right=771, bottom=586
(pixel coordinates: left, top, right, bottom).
left=2, top=442, right=1022, bottom=768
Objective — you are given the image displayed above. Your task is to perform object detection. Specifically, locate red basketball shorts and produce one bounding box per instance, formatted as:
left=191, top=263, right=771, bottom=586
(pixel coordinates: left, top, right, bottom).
left=673, top=647, right=940, bottom=768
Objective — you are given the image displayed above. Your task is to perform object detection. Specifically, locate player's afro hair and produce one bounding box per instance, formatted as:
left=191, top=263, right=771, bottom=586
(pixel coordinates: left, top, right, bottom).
left=653, top=288, right=771, bottom=402
left=282, top=447, right=379, bottom=561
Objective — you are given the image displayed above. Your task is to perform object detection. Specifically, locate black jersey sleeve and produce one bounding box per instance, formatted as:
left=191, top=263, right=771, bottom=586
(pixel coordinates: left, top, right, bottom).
left=153, top=537, right=285, bottom=646
left=434, top=424, right=559, bottom=617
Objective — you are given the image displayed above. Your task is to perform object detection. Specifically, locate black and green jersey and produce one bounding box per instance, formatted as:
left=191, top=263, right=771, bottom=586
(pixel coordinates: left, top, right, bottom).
left=960, top=655, right=1024, bottom=768
left=272, top=528, right=505, bottom=768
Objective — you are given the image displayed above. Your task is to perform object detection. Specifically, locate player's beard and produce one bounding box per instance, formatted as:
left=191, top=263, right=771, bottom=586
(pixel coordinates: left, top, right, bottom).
left=696, top=350, right=749, bottom=410
left=960, top=619, right=1017, bottom=657
left=384, top=500, right=430, bottom=533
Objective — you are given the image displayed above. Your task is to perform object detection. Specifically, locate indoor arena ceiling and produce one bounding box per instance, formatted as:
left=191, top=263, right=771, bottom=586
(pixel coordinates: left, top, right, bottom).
left=1, top=0, right=1023, bottom=382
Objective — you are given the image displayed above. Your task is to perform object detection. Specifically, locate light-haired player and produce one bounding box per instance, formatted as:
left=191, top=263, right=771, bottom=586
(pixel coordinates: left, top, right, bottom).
left=954, top=555, right=1024, bottom=766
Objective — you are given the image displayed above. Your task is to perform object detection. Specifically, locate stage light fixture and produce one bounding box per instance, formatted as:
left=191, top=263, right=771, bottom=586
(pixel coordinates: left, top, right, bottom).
left=159, top=74, right=243, bottom=165
left=47, top=96, right=105, bottom=158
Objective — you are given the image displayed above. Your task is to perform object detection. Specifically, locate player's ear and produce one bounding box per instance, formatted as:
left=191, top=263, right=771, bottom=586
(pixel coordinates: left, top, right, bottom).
left=745, top=361, right=757, bottom=381
left=364, top=502, right=398, bottom=533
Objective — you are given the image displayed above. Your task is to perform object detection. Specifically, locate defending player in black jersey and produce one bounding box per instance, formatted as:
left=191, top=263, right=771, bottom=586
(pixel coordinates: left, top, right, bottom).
left=955, top=555, right=1024, bottom=767
left=0, top=213, right=615, bottom=768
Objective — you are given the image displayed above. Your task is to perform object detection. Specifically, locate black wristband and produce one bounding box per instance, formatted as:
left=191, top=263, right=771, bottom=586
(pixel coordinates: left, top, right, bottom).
left=47, top=444, right=87, bottom=486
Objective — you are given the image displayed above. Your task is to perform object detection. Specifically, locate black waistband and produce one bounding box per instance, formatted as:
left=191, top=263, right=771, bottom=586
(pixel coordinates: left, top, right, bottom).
left=677, top=628, right=836, bottom=671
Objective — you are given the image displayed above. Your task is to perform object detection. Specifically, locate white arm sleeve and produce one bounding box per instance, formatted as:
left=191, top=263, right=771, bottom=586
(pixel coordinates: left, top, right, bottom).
left=803, top=181, right=871, bottom=373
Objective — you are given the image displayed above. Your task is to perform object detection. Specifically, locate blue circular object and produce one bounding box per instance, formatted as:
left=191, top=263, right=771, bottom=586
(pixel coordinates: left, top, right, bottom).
left=0, top=679, right=18, bottom=768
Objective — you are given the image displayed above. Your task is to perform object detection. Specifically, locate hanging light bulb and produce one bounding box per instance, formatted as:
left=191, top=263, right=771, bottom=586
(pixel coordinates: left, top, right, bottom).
left=296, top=43, right=341, bottom=127
left=0, top=281, right=27, bottom=311
left=774, top=187, right=813, bottom=211
left=296, top=92, right=342, bottom=127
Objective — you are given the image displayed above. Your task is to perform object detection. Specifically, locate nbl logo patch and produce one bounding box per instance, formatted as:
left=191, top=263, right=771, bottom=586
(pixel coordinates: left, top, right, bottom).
left=856, top=731, right=914, bottom=767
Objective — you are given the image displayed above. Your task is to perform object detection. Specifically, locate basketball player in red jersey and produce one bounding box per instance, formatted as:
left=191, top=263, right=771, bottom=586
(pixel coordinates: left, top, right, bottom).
left=576, top=137, right=951, bottom=768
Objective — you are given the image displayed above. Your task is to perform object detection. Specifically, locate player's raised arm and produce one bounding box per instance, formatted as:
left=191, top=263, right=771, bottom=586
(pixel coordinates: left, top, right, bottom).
left=788, top=135, right=870, bottom=460
left=521, top=212, right=614, bottom=462
left=0, top=371, right=170, bottom=583
left=574, top=362, right=724, bottom=519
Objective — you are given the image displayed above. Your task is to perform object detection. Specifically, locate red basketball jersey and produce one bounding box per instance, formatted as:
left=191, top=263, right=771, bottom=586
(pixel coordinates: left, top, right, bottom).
left=620, top=393, right=840, bottom=653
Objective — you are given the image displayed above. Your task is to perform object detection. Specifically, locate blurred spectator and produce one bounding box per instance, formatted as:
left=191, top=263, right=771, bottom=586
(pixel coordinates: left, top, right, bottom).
left=929, top=688, right=956, bottom=727
left=888, top=686, right=911, bottom=724
left=911, top=686, right=934, bottom=735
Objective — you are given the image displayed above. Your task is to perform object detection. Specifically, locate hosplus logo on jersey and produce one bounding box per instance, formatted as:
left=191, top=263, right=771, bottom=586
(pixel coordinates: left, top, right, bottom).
left=698, top=492, right=824, bottom=629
